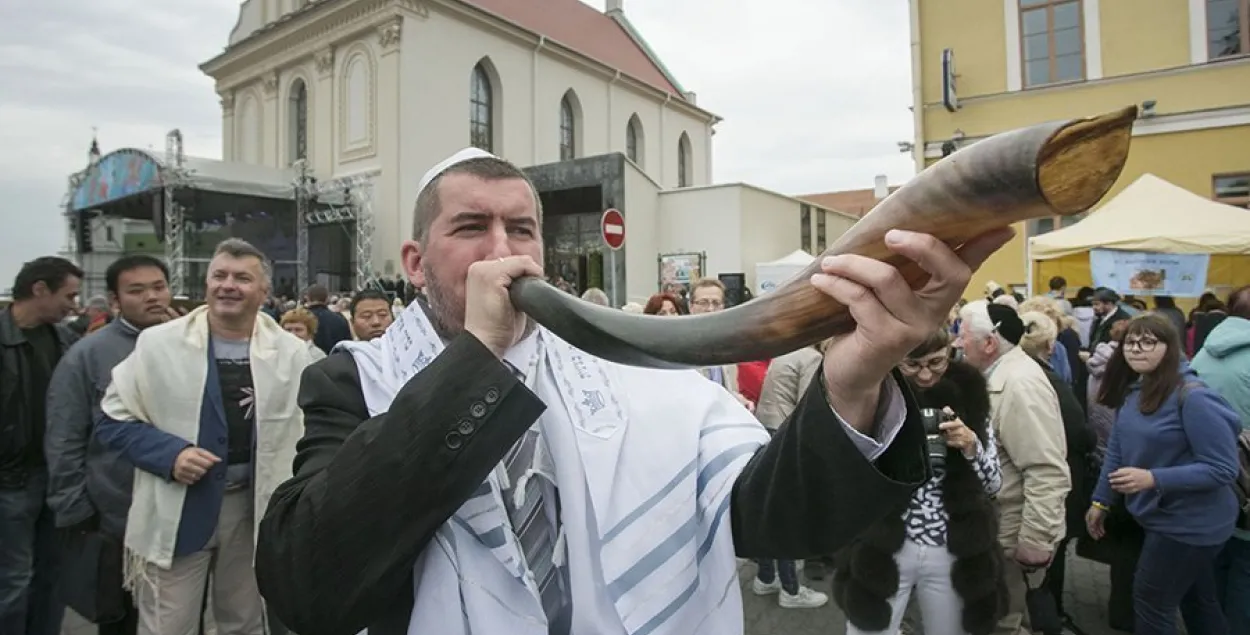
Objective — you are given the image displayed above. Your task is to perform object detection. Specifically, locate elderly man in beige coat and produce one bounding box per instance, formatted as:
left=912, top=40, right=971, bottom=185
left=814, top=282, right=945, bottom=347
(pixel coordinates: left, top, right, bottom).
left=956, top=300, right=1070, bottom=635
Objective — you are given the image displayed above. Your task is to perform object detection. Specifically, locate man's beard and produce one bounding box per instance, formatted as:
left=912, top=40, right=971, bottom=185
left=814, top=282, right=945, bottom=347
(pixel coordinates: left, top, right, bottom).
left=422, top=260, right=466, bottom=339
left=422, top=260, right=537, bottom=343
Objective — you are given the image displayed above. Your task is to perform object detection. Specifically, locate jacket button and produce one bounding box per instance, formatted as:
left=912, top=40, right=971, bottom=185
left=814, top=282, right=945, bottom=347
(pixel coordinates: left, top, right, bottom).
left=470, top=402, right=487, bottom=418
left=217, top=437, right=227, bottom=445
left=484, top=388, right=500, bottom=404
left=216, top=472, right=225, bottom=480
left=445, top=432, right=463, bottom=450
left=457, top=419, right=475, bottom=435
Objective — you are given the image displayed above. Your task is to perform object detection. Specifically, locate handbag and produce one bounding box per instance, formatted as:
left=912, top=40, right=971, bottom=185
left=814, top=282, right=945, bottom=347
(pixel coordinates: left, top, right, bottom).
left=60, top=528, right=127, bottom=624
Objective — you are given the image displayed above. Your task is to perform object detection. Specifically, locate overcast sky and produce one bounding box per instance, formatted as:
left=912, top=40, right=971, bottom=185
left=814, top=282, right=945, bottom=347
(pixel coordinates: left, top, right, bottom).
left=0, top=0, right=914, bottom=288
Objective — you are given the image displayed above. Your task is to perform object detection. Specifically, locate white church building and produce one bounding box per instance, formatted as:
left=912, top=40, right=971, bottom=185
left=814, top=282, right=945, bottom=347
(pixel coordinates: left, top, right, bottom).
left=66, top=0, right=856, bottom=304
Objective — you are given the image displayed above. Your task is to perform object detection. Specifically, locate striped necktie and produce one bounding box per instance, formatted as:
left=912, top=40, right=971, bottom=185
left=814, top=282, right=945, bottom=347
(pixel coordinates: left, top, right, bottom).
left=504, top=365, right=571, bottom=633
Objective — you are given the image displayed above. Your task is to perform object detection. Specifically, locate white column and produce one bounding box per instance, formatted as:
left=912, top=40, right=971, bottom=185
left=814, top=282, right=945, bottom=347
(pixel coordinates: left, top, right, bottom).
left=313, top=47, right=336, bottom=178
left=219, top=91, right=236, bottom=162
left=376, top=17, right=403, bottom=272
left=1003, top=0, right=1022, bottom=92
left=261, top=72, right=280, bottom=167
left=1189, top=0, right=1209, bottom=64
left=1083, top=0, right=1103, bottom=80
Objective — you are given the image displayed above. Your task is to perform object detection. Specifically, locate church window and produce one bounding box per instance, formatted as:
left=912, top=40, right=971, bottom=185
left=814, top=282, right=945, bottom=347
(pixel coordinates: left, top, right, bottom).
left=289, top=79, right=308, bottom=164
left=560, top=95, right=577, bottom=161
left=470, top=64, right=493, bottom=152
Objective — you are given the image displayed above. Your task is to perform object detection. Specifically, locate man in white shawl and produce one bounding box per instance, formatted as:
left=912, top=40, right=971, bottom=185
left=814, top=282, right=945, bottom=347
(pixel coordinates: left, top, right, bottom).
left=254, top=149, right=1015, bottom=635
left=96, top=239, right=316, bottom=635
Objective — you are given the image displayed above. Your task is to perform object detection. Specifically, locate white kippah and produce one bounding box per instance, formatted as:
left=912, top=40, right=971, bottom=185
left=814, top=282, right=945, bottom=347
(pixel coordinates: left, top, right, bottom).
left=416, top=147, right=499, bottom=198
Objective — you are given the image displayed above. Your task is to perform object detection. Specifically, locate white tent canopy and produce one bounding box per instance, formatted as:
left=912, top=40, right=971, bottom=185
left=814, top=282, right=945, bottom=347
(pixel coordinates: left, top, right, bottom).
left=755, top=249, right=815, bottom=295
left=1030, top=173, right=1250, bottom=260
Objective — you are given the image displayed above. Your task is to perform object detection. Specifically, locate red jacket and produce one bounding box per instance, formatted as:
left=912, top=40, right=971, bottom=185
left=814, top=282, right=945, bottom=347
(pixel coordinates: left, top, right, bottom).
left=736, top=359, right=772, bottom=405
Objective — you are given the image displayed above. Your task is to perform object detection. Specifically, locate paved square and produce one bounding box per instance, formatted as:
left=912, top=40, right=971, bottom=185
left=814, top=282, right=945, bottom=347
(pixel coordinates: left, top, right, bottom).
left=62, top=548, right=1122, bottom=635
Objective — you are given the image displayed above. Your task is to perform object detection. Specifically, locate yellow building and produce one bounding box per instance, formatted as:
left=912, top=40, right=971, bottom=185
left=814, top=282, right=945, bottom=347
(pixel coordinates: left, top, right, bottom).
left=911, top=0, right=1250, bottom=300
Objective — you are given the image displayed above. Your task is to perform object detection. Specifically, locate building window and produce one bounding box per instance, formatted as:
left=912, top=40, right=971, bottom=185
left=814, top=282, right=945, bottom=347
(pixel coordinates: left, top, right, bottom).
left=626, top=116, right=640, bottom=164
left=560, top=96, right=576, bottom=161
left=1032, top=217, right=1056, bottom=235
left=470, top=64, right=493, bottom=152
left=816, top=210, right=827, bottom=251
left=1209, top=0, right=1249, bottom=59
left=289, top=79, right=308, bottom=164
left=800, top=205, right=812, bottom=251
left=1020, top=0, right=1085, bottom=87
left=677, top=133, right=692, bottom=187
left=1215, top=173, right=1250, bottom=208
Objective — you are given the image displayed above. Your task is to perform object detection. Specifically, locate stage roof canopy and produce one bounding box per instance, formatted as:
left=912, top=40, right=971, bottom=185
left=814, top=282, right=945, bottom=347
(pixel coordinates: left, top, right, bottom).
left=70, top=148, right=297, bottom=212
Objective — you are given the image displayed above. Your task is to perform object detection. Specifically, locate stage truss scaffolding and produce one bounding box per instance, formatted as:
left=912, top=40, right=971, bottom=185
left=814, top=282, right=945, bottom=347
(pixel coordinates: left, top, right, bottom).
left=60, top=168, right=88, bottom=264
left=293, top=162, right=377, bottom=292
left=163, top=129, right=190, bottom=296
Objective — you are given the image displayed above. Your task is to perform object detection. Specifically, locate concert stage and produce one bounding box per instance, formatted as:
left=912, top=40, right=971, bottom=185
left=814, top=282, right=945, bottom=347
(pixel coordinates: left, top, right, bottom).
left=63, top=131, right=374, bottom=299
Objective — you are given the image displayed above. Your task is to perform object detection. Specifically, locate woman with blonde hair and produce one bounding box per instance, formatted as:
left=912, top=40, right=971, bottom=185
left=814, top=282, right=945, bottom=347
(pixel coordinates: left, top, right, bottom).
left=280, top=307, right=327, bottom=361
left=1021, top=295, right=1082, bottom=386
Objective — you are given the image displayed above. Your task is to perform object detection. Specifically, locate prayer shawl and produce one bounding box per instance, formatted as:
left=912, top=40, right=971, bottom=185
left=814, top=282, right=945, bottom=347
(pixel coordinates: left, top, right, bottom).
left=338, top=302, right=770, bottom=635
left=100, top=306, right=314, bottom=589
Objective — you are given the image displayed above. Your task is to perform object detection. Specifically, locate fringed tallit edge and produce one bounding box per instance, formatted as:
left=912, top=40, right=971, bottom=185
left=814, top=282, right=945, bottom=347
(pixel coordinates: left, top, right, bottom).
left=121, top=547, right=159, bottom=596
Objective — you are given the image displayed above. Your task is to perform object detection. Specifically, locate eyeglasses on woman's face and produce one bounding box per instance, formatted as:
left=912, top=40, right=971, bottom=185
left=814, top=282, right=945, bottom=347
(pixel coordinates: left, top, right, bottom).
left=899, top=354, right=950, bottom=375
left=1123, top=336, right=1160, bottom=352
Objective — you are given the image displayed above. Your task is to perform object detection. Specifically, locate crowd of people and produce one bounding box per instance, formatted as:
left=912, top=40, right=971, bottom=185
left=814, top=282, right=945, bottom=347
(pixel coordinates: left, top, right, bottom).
left=0, top=247, right=403, bottom=635
left=2, top=146, right=1248, bottom=635
left=628, top=276, right=1250, bottom=635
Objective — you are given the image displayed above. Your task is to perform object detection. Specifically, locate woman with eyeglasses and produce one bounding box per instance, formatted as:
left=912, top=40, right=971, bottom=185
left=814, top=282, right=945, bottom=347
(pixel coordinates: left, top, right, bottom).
left=1086, top=313, right=1241, bottom=635
left=835, top=329, right=1006, bottom=635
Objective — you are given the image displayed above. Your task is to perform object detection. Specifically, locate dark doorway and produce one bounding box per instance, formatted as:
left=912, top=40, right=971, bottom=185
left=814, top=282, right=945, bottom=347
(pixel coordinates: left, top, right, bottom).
left=308, top=222, right=356, bottom=293
left=540, top=185, right=604, bottom=295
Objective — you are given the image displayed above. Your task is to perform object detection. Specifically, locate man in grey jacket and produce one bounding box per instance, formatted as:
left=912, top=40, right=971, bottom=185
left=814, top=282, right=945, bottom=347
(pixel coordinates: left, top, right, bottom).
left=45, top=255, right=177, bottom=635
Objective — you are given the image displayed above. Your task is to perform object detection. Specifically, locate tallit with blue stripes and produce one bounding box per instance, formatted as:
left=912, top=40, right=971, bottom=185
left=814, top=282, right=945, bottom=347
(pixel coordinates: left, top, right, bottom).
left=336, top=300, right=770, bottom=635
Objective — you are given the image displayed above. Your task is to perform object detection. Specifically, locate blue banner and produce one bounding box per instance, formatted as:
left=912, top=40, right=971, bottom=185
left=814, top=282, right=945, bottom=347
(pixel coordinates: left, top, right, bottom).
left=1089, top=249, right=1210, bottom=297
left=71, top=150, right=162, bottom=212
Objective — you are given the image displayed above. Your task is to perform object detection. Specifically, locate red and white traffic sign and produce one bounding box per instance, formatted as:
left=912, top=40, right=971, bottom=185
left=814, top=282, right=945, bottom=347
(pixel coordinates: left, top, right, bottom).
left=601, top=208, right=625, bottom=250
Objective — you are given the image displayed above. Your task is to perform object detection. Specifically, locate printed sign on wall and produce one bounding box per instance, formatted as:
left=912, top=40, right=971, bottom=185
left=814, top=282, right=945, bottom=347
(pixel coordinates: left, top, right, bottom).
left=1089, top=249, right=1210, bottom=297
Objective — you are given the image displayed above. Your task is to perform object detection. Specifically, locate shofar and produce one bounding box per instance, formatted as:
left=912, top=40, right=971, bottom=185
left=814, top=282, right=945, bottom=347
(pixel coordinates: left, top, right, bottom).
left=510, top=105, right=1139, bottom=369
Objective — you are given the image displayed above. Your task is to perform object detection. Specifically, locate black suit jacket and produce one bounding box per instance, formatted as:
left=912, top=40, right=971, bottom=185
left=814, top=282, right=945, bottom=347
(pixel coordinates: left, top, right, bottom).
left=255, top=334, right=928, bottom=635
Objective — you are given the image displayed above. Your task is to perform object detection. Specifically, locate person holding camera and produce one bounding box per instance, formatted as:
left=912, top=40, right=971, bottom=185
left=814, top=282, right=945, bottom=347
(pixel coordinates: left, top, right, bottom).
left=835, top=329, right=1007, bottom=635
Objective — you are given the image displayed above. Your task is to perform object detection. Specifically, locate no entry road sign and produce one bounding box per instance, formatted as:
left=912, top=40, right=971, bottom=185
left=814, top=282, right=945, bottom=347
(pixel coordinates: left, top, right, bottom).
left=601, top=208, right=625, bottom=250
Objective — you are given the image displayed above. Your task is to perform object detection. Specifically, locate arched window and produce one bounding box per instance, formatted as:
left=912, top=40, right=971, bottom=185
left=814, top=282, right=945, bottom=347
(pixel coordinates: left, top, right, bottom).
left=470, top=64, right=493, bottom=152
left=559, top=95, right=576, bottom=161
left=625, top=115, right=641, bottom=164
left=288, top=79, right=308, bottom=164
left=677, top=133, right=692, bottom=187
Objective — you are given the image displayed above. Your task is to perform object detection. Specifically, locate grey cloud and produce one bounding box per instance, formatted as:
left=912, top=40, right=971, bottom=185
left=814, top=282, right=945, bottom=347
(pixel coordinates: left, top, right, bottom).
left=0, top=0, right=234, bottom=283
left=618, top=0, right=915, bottom=193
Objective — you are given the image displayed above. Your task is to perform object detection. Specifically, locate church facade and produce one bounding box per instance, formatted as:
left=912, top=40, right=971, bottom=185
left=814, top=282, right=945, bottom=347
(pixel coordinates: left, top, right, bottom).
left=201, top=0, right=716, bottom=275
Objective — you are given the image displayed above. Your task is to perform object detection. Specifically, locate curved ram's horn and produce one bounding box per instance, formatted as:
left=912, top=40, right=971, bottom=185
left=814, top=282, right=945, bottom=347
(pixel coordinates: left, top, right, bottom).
left=510, top=106, right=1138, bottom=369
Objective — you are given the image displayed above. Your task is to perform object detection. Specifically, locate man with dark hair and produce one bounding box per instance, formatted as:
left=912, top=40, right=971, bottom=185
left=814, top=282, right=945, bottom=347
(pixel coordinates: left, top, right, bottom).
left=348, top=289, right=394, bottom=341
left=301, top=284, right=351, bottom=354
left=1089, top=287, right=1130, bottom=347
left=45, top=254, right=174, bottom=635
left=1047, top=276, right=1073, bottom=316
left=0, top=255, right=82, bottom=635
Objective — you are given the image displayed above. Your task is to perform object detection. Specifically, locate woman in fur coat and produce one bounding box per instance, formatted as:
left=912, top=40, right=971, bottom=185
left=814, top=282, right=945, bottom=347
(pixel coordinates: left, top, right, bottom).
left=835, top=329, right=1008, bottom=635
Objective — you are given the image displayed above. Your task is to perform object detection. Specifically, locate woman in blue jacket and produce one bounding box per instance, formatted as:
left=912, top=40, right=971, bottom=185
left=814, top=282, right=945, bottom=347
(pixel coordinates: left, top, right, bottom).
left=1086, top=313, right=1241, bottom=635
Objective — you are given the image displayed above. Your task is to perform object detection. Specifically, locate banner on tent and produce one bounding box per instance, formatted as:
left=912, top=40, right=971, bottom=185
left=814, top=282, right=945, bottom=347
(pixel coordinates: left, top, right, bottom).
left=1089, top=249, right=1210, bottom=297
